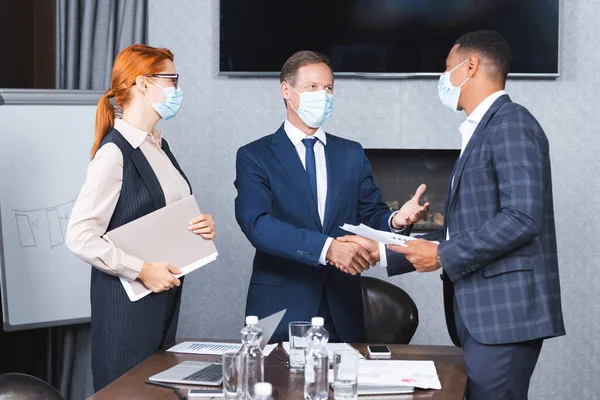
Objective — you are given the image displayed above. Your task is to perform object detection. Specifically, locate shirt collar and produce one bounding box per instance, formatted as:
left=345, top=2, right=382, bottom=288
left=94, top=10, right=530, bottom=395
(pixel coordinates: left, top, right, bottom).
left=464, top=90, right=507, bottom=125
left=284, top=119, right=327, bottom=147
left=114, top=119, right=162, bottom=149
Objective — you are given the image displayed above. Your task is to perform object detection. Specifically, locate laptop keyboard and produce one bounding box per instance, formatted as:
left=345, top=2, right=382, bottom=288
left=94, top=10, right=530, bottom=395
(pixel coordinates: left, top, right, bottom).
left=182, top=363, right=223, bottom=383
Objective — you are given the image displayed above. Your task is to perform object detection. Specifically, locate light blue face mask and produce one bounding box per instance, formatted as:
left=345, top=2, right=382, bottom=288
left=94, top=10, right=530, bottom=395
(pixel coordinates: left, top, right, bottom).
left=145, top=79, right=183, bottom=120
left=437, top=59, right=469, bottom=112
left=288, top=85, right=333, bottom=128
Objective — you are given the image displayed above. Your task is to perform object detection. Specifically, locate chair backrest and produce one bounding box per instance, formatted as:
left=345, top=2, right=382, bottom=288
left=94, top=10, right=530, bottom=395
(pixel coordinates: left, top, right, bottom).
left=361, top=276, right=419, bottom=344
left=0, top=373, right=63, bottom=400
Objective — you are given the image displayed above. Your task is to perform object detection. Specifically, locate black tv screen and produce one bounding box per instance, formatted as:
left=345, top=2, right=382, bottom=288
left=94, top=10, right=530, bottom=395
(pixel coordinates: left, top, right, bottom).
left=220, top=0, right=559, bottom=77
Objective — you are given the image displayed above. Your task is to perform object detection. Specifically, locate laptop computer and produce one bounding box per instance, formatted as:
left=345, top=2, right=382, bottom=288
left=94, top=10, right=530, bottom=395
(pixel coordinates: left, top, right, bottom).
left=148, top=309, right=286, bottom=386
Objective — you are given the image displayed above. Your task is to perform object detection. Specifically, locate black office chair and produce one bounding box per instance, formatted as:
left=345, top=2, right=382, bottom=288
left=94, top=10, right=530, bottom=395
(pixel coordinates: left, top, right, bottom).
left=0, top=373, right=63, bottom=400
left=361, top=276, right=419, bottom=344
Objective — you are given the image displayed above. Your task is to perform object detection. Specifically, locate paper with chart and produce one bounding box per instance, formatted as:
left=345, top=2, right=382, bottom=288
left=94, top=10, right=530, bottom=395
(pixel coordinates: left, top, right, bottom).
left=166, top=341, right=278, bottom=357
left=104, top=195, right=218, bottom=302
left=340, top=223, right=417, bottom=246
left=328, top=360, right=441, bottom=390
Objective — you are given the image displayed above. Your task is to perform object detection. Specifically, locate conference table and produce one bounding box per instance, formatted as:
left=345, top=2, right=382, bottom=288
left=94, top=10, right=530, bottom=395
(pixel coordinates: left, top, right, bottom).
left=90, top=340, right=466, bottom=399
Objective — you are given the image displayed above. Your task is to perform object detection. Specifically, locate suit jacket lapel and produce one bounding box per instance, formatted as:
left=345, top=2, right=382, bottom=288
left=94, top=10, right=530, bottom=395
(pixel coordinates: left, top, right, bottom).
left=447, top=95, right=511, bottom=212
left=269, top=125, right=322, bottom=230
left=131, top=148, right=166, bottom=210
left=323, top=134, right=344, bottom=232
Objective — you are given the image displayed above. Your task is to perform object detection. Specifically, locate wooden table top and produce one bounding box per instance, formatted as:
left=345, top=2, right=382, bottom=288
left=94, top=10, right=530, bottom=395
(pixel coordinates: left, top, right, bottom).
left=90, top=340, right=466, bottom=400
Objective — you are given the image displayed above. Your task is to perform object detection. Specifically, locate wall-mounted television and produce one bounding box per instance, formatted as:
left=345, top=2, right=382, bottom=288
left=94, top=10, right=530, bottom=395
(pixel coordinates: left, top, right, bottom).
left=220, top=0, right=559, bottom=78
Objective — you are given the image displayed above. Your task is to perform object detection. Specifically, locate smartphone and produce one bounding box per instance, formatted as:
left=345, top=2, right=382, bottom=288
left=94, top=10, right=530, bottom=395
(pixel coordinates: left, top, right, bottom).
left=187, top=388, right=224, bottom=398
left=367, top=345, right=392, bottom=358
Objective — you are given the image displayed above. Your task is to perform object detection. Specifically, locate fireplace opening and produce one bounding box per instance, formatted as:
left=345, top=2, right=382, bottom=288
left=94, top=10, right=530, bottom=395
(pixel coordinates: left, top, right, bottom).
left=364, top=149, right=460, bottom=232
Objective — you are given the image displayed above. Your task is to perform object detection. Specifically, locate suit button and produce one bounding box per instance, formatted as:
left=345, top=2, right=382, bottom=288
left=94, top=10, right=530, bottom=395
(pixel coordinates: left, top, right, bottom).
left=461, top=270, right=467, bottom=275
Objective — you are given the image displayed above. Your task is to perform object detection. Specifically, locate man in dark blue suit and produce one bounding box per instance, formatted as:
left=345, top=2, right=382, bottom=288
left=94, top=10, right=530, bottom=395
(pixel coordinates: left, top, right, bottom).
left=346, top=32, right=565, bottom=399
left=234, top=51, right=429, bottom=343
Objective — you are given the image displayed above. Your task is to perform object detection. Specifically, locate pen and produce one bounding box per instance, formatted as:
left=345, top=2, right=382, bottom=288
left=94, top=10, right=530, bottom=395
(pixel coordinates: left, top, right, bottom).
left=145, top=380, right=186, bottom=399
left=276, top=355, right=290, bottom=367
left=277, top=341, right=289, bottom=356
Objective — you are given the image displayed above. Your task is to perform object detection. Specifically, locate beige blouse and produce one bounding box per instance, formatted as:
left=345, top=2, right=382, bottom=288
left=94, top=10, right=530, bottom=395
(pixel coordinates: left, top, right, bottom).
left=66, top=119, right=191, bottom=280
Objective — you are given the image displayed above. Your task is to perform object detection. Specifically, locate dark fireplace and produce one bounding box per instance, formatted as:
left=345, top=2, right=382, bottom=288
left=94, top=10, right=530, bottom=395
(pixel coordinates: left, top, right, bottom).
left=365, top=149, right=460, bottom=232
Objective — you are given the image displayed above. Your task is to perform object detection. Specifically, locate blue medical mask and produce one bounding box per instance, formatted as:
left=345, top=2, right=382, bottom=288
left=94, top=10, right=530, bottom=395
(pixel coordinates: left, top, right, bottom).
left=437, top=59, right=469, bottom=112
left=287, top=85, right=333, bottom=128
left=144, top=79, right=183, bottom=120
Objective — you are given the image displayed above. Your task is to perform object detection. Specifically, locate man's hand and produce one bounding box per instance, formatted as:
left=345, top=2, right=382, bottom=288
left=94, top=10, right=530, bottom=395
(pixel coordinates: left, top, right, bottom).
left=138, top=262, right=181, bottom=293
left=326, top=239, right=377, bottom=275
left=337, top=235, right=379, bottom=259
left=387, top=239, right=441, bottom=272
left=392, top=184, right=430, bottom=229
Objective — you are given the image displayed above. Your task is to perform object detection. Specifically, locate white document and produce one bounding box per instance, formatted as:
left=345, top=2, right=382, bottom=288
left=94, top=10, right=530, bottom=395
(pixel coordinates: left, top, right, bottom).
left=103, top=195, right=219, bottom=302
left=282, top=342, right=365, bottom=360
left=167, top=341, right=241, bottom=355
left=341, top=223, right=416, bottom=246
left=341, top=223, right=439, bottom=246
left=327, top=360, right=441, bottom=390
left=166, top=342, right=278, bottom=357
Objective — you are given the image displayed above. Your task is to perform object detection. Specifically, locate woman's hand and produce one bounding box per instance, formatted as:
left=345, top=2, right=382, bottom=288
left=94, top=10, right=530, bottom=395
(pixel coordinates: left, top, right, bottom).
left=138, top=262, right=181, bottom=293
left=188, top=214, right=216, bottom=239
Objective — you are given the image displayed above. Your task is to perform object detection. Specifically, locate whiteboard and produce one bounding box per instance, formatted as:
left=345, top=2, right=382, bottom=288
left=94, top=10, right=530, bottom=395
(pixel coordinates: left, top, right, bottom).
left=0, top=105, right=96, bottom=331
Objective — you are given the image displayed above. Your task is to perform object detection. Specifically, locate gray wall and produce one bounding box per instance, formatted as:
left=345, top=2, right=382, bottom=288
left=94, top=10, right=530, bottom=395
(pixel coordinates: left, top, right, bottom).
left=149, top=1, right=600, bottom=399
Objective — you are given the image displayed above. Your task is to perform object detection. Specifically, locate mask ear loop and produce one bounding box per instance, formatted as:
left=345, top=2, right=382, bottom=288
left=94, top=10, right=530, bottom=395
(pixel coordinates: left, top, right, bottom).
left=141, top=77, right=158, bottom=106
left=285, top=82, right=301, bottom=113
left=450, top=58, right=471, bottom=88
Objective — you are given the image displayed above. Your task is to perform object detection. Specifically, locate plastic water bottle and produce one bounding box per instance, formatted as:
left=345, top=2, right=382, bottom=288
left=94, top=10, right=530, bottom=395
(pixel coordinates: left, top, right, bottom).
left=254, top=382, right=274, bottom=400
left=237, top=316, right=265, bottom=400
left=304, top=317, right=329, bottom=400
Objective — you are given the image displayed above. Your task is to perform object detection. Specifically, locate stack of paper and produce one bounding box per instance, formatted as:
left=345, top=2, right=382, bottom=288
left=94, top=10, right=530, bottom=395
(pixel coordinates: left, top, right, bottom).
left=328, top=360, right=442, bottom=390
left=282, top=342, right=365, bottom=360
left=104, top=195, right=219, bottom=301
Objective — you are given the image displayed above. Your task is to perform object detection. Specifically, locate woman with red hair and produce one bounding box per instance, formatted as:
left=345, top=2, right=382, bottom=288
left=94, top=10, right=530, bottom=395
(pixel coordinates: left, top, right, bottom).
left=66, top=44, right=216, bottom=391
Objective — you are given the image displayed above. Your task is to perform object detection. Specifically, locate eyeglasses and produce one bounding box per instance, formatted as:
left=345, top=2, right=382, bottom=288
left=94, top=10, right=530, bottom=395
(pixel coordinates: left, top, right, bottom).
left=131, top=73, right=179, bottom=87
left=146, top=73, right=179, bottom=87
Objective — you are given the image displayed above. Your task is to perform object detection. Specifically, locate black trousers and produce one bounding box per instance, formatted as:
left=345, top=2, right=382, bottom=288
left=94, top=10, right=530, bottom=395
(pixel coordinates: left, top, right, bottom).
left=90, top=268, right=183, bottom=392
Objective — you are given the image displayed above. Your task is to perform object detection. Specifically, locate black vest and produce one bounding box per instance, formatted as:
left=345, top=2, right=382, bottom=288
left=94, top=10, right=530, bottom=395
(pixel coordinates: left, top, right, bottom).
left=102, top=128, right=191, bottom=232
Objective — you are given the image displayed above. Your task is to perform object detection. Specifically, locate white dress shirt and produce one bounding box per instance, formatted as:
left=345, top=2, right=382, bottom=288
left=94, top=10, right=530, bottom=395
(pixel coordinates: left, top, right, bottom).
left=447, top=90, right=506, bottom=240
left=458, top=90, right=507, bottom=157
left=283, top=120, right=387, bottom=266
left=66, top=119, right=190, bottom=280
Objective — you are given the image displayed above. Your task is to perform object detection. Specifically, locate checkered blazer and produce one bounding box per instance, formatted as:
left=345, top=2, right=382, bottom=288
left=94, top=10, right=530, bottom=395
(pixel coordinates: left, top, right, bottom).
left=435, top=95, right=565, bottom=345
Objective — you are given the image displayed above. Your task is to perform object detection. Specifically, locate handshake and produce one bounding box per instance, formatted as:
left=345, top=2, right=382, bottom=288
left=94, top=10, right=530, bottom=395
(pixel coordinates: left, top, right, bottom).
left=326, top=235, right=380, bottom=275
left=327, top=184, right=430, bottom=275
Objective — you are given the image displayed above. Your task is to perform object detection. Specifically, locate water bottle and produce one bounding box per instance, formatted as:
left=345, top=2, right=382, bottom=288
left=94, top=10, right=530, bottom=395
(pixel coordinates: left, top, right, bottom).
left=254, top=382, right=274, bottom=400
left=304, top=317, right=329, bottom=400
left=237, top=315, right=265, bottom=400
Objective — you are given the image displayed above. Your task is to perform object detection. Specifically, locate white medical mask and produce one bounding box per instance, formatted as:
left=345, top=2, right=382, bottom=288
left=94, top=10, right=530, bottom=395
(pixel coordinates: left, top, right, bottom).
left=143, top=79, right=183, bottom=120
left=437, top=59, right=470, bottom=112
left=287, top=84, right=333, bottom=128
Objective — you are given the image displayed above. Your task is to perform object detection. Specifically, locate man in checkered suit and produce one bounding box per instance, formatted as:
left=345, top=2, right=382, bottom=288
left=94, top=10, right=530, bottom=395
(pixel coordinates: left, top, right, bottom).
left=345, top=31, right=566, bottom=399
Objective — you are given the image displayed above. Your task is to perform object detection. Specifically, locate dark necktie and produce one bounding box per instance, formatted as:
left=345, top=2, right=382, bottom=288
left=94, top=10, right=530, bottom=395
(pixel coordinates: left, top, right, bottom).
left=302, top=138, right=318, bottom=205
